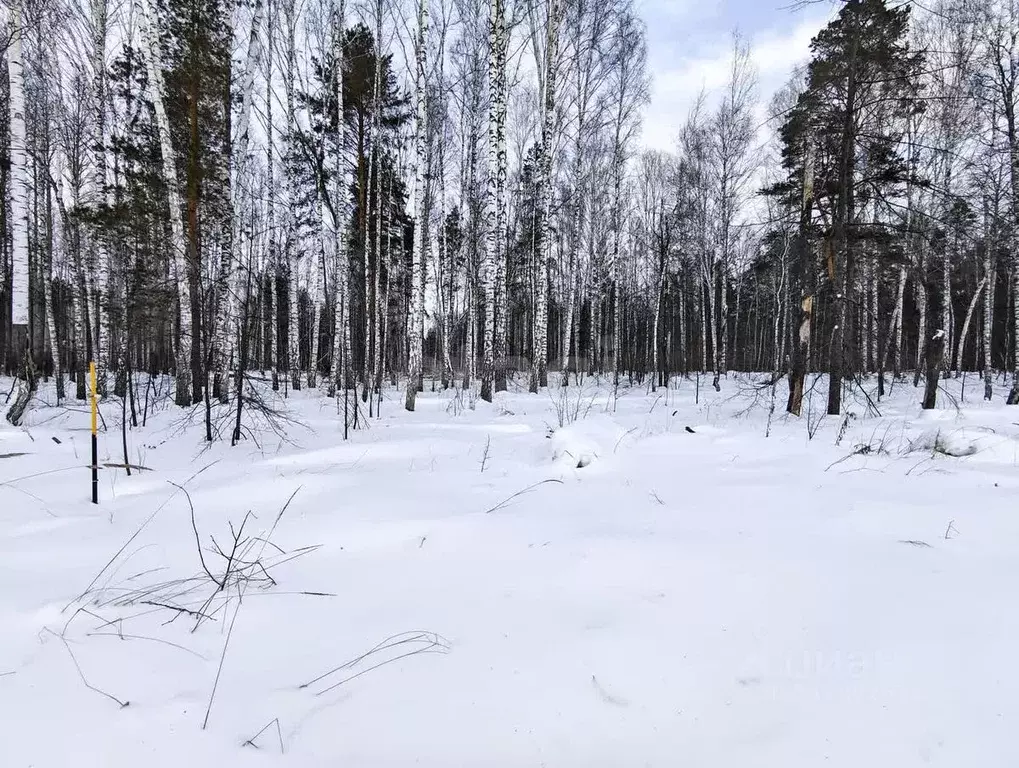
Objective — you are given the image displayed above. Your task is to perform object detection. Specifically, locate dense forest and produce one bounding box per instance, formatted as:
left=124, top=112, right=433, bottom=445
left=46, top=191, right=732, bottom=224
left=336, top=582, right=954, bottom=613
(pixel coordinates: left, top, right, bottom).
left=2, top=0, right=1019, bottom=436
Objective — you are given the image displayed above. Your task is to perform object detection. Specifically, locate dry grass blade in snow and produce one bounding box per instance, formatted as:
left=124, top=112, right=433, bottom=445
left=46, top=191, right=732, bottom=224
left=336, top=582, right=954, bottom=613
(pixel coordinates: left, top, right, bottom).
left=300, top=631, right=452, bottom=696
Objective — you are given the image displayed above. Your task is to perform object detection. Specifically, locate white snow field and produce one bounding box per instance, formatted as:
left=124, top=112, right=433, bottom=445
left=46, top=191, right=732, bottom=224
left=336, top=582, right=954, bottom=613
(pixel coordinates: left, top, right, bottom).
left=2, top=373, right=1018, bottom=767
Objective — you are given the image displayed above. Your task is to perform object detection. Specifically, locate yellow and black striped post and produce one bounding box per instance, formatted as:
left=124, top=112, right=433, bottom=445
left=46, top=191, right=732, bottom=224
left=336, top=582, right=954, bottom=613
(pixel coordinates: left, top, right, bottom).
left=90, top=362, right=98, bottom=505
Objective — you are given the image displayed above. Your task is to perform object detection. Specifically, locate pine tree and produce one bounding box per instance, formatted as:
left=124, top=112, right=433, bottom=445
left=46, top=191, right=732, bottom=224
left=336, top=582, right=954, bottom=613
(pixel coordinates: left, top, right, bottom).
left=771, top=0, right=924, bottom=414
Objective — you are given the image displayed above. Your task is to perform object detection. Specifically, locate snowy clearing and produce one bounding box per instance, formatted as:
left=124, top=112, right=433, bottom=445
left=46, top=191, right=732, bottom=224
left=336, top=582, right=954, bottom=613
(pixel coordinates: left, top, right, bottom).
left=2, top=374, right=1018, bottom=767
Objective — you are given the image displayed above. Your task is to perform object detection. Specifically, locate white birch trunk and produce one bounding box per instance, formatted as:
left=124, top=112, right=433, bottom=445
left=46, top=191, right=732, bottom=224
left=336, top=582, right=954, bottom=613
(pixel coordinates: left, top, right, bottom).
left=717, top=257, right=727, bottom=382
left=267, top=0, right=278, bottom=388
left=868, top=259, right=877, bottom=373
left=530, top=0, right=561, bottom=393
left=480, top=0, right=504, bottom=402
left=560, top=24, right=597, bottom=386
left=943, top=240, right=953, bottom=376
left=893, top=267, right=906, bottom=375
left=465, top=274, right=476, bottom=388
left=138, top=0, right=193, bottom=406
left=706, top=265, right=719, bottom=388
left=983, top=217, right=994, bottom=399
left=364, top=0, right=384, bottom=402
left=65, top=171, right=89, bottom=400
left=7, top=3, right=29, bottom=335
left=288, top=245, right=301, bottom=390
left=651, top=267, right=666, bottom=385
left=46, top=153, right=65, bottom=401
left=371, top=72, right=384, bottom=399
left=89, top=0, right=112, bottom=395
left=405, top=0, right=429, bottom=411
left=610, top=150, right=623, bottom=385
left=492, top=8, right=509, bottom=393
left=328, top=0, right=348, bottom=397
left=436, top=130, right=453, bottom=387
left=309, top=204, right=325, bottom=388
left=213, top=0, right=265, bottom=403
left=284, top=7, right=301, bottom=390
left=915, top=271, right=927, bottom=382
left=956, top=277, right=987, bottom=379
left=1008, top=114, right=1019, bottom=403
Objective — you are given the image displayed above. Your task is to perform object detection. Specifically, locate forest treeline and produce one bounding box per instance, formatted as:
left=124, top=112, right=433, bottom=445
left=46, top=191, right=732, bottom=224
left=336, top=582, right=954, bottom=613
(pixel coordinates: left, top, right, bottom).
left=2, top=0, right=1018, bottom=436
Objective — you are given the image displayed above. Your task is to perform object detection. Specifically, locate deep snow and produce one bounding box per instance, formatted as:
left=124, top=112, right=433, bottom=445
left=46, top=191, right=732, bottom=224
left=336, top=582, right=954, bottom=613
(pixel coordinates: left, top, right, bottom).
left=1, top=372, right=1017, bottom=767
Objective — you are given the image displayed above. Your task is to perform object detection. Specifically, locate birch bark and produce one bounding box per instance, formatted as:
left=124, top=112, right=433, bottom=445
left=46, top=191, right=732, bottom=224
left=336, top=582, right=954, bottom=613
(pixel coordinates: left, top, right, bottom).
left=480, top=0, right=504, bottom=401
left=406, top=0, right=429, bottom=410
left=530, top=0, right=561, bottom=393
left=328, top=0, right=349, bottom=397
left=214, top=0, right=265, bottom=402
left=138, top=0, right=193, bottom=406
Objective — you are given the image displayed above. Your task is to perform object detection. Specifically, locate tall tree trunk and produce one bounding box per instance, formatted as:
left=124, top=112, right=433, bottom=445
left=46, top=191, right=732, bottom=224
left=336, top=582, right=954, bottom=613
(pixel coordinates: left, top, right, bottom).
left=922, top=330, right=946, bottom=410
left=139, top=0, right=193, bottom=407
left=1006, top=105, right=1019, bottom=403
left=827, top=16, right=858, bottom=417
left=267, top=0, right=278, bottom=390
left=788, top=144, right=815, bottom=416
left=481, top=0, right=505, bottom=401
left=214, top=0, right=265, bottom=404
left=284, top=12, right=301, bottom=391
left=406, top=0, right=429, bottom=411
left=983, top=208, right=995, bottom=400
left=530, top=0, right=560, bottom=394
left=956, top=278, right=988, bottom=378
left=90, top=0, right=111, bottom=396
left=6, top=0, right=33, bottom=424
left=913, top=264, right=927, bottom=387
left=328, top=0, right=348, bottom=397
left=492, top=9, right=509, bottom=394
left=308, top=218, right=324, bottom=388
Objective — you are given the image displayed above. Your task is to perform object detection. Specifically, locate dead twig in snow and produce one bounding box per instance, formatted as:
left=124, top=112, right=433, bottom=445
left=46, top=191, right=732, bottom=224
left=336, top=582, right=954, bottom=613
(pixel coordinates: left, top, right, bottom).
left=243, top=718, right=285, bottom=753
left=86, top=632, right=208, bottom=660
left=299, top=631, right=450, bottom=691
left=945, top=520, right=958, bottom=540
left=140, top=600, right=215, bottom=624
left=203, top=587, right=243, bottom=730
left=302, top=631, right=451, bottom=697
left=65, top=460, right=221, bottom=612
left=480, top=435, right=491, bottom=473
left=484, top=479, right=565, bottom=514
left=44, top=628, right=129, bottom=708
left=613, top=428, right=638, bottom=454
left=169, top=481, right=220, bottom=588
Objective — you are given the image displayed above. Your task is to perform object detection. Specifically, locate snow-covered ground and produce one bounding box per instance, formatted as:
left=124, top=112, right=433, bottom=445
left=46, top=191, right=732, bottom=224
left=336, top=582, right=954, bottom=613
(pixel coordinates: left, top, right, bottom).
left=2, top=372, right=1017, bottom=767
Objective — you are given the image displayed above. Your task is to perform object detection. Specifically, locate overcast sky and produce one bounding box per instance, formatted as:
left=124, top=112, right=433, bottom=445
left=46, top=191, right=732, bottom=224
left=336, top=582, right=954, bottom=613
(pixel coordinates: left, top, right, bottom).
left=638, top=0, right=839, bottom=151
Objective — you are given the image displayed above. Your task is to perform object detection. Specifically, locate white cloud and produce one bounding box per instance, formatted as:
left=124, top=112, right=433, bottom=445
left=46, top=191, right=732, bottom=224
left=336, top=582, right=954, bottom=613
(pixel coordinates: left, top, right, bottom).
left=642, top=10, right=833, bottom=152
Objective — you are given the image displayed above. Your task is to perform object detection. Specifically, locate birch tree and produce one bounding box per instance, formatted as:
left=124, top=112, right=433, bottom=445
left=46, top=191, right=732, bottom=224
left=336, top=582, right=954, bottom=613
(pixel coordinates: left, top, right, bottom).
left=5, top=0, right=33, bottom=424
left=406, top=0, right=429, bottom=410
left=528, top=0, right=562, bottom=394
left=138, top=0, right=195, bottom=405
left=711, top=33, right=757, bottom=390
left=211, top=0, right=265, bottom=402
left=980, top=0, right=1019, bottom=403
left=606, top=7, right=648, bottom=388
left=480, top=0, right=505, bottom=401
left=88, top=0, right=111, bottom=396
left=328, top=0, right=349, bottom=398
